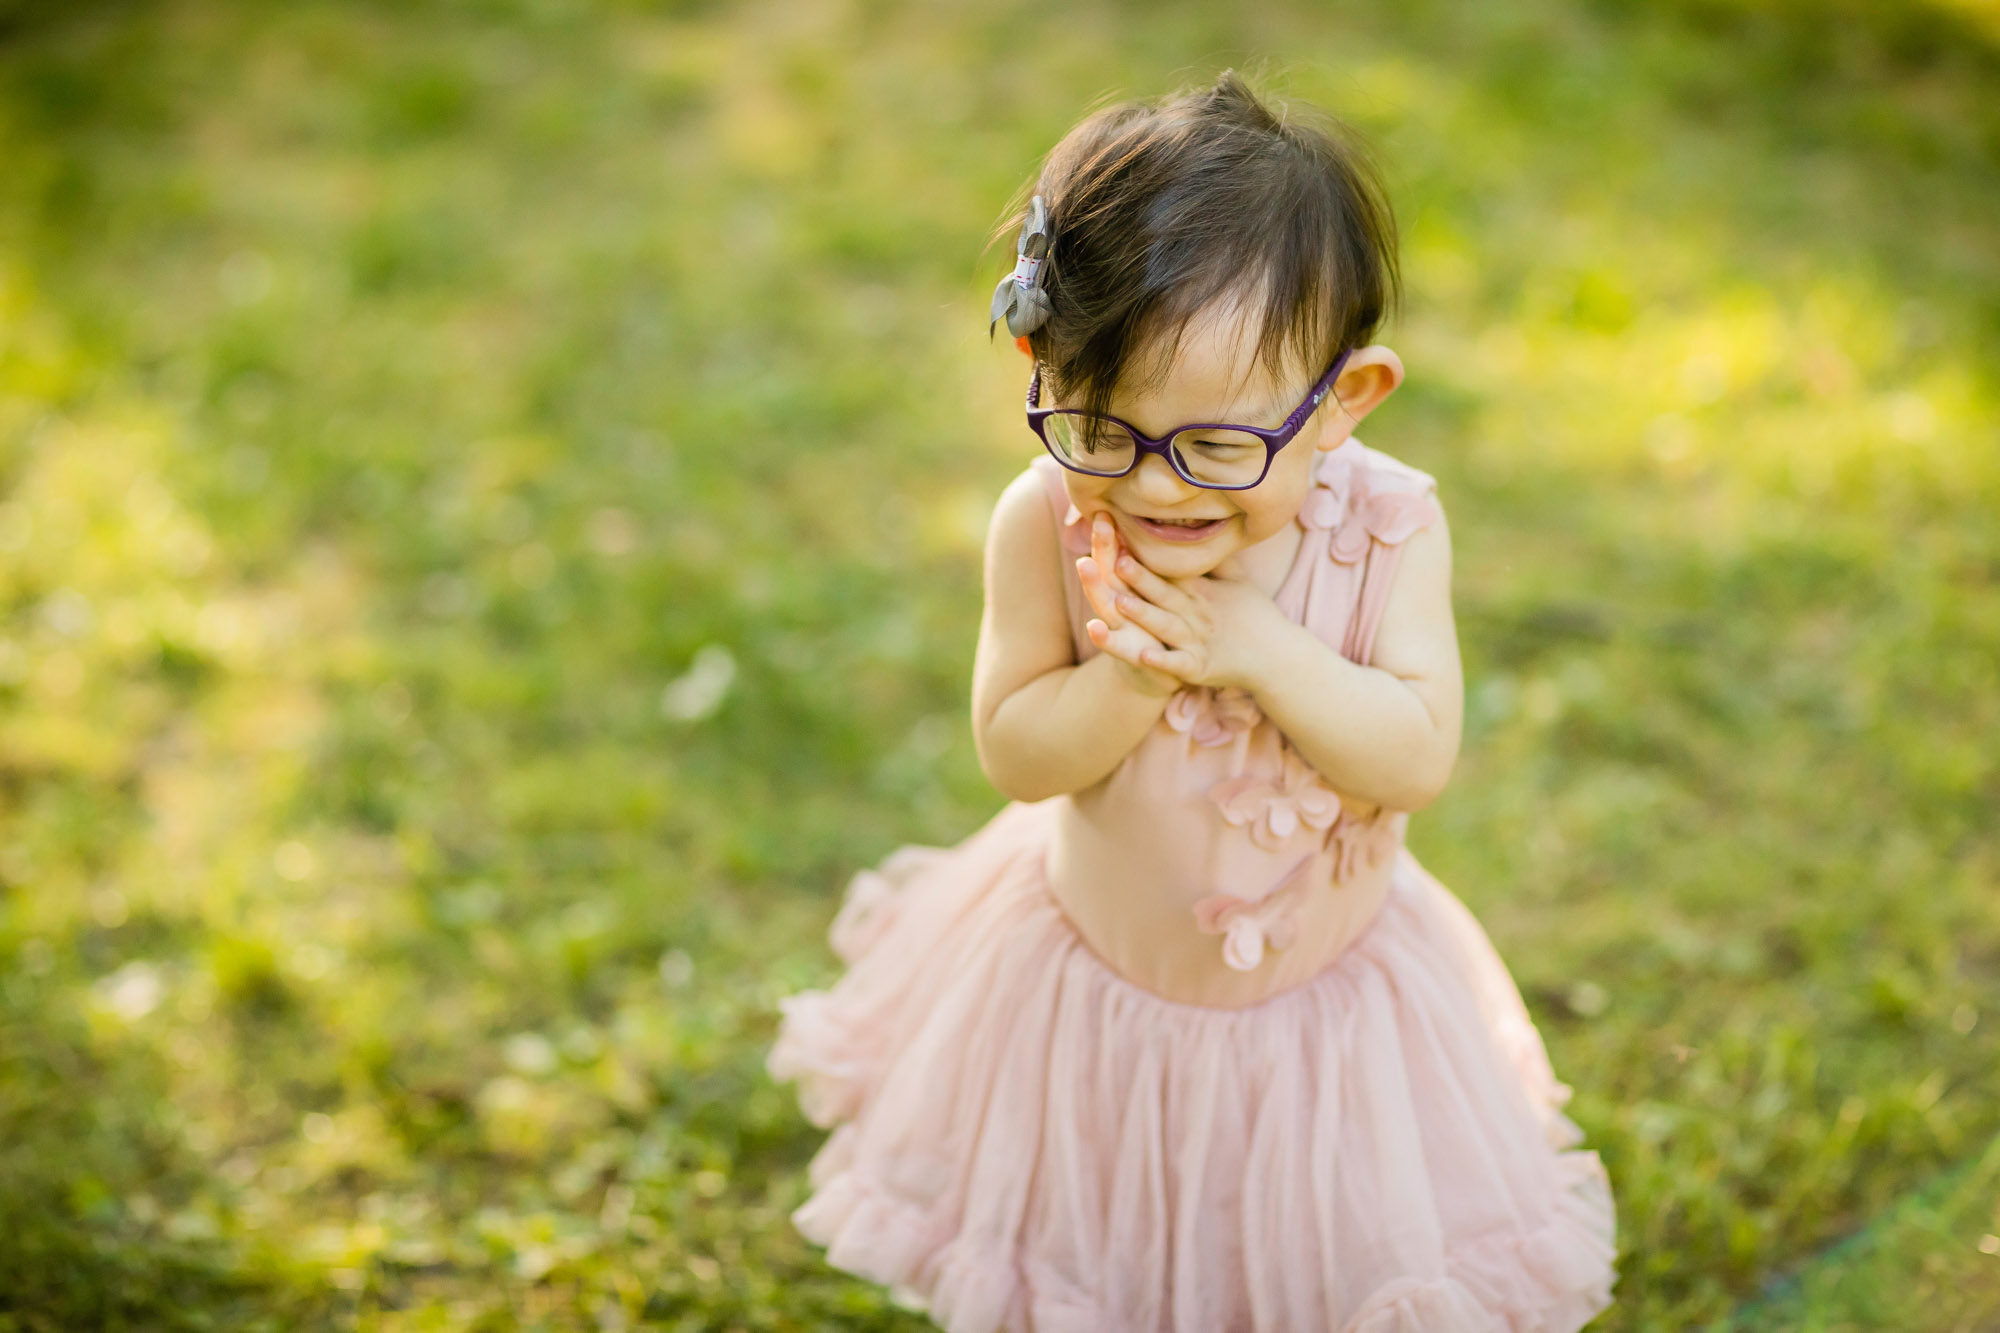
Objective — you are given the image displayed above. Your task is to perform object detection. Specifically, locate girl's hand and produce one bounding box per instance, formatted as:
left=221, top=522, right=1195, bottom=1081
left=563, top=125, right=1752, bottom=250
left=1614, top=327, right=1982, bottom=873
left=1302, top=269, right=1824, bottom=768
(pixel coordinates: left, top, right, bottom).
left=1076, top=513, right=1183, bottom=698
left=1103, top=542, right=1288, bottom=693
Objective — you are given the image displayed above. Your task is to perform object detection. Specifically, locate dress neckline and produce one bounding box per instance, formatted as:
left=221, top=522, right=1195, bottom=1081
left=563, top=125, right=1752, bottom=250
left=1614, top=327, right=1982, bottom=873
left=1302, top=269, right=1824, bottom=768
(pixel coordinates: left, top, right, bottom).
left=1269, top=515, right=1316, bottom=617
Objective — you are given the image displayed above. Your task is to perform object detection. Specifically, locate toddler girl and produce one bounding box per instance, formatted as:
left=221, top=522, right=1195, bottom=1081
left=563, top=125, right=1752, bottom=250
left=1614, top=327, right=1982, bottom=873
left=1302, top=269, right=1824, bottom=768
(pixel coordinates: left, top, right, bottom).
left=768, top=72, right=1619, bottom=1332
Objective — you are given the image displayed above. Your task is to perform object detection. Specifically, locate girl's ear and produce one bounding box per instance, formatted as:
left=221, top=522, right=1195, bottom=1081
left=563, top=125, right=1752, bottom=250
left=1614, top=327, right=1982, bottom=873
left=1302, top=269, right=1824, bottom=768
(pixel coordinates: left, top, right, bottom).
left=1316, top=345, right=1404, bottom=447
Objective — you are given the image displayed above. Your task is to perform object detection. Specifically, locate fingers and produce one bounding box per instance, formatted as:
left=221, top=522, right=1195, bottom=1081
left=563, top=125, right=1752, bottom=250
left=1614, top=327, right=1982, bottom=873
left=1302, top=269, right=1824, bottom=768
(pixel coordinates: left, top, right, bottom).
left=1091, top=617, right=1194, bottom=689
left=1112, top=550, right=1193, bottom=612
left=1090, top=514, right=1136, bottom=599
left=1096, top=510, right=1128, bottom=572
left=1100, top=542, right=1199, bottom=646
left=1085, top=548, right=1191, bottom=647
left=1142, top=644, right=1201, bottom=677
left=1080, top=513, right=1140, bottom=626
left=1077, top=556, right=1125, bottom=628
left=1081, top=514, right=1201, bottom=674
left=1111, top=585, right=1191, bottom=647
left=1085, top=616, right=1164, bottom=671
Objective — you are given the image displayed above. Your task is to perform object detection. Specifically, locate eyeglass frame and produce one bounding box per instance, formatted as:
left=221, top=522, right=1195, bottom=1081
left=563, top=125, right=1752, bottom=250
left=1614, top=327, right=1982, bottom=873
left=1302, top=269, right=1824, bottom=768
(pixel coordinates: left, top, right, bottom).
left=1026, top=346, right=1354, bottom=491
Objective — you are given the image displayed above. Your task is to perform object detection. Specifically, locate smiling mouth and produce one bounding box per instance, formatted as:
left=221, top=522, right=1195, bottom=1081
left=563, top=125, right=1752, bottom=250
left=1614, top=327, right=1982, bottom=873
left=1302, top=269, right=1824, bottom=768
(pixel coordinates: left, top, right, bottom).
left=1124, top=512, right=1230, bottom=542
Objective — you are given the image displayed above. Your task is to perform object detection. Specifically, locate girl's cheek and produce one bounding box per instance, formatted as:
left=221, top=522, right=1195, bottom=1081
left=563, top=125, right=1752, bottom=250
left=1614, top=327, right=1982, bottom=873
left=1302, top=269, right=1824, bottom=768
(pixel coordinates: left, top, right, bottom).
left=1251, top=484, right=1310, bottom=536
left=1238, top=513, right=1284, bottom=543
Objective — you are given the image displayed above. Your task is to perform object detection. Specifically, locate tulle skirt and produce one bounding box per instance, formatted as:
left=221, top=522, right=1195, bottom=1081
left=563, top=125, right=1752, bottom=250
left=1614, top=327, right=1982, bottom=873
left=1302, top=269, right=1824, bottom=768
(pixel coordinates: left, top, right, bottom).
left=766, top=798, right=1619, bottom=1332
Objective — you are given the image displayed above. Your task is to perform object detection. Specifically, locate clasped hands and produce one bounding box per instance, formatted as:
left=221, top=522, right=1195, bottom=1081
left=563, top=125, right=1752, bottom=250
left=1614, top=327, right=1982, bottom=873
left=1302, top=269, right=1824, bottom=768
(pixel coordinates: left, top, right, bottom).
left=1075, top=511, right=1286, bottom=699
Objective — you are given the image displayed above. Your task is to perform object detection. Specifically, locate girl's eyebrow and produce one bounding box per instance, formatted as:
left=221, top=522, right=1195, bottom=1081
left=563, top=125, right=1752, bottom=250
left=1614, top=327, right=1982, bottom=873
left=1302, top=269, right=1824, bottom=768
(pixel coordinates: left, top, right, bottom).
left=1203, top=390, right=1287, bottom=426
left=1213, top=366, right=1305, bottom=424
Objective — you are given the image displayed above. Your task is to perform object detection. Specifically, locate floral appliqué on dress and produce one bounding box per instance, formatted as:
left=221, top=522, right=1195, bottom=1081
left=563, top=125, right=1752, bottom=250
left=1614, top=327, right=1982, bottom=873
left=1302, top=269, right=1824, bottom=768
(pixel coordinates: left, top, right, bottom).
left=1164, top=685, right=1261, bottom=748
left=1209, top=747, right=1342, bottom=851
left=1300, top=439, right=1442, bottom=566
left=1189, top=743, right=1400, bottom=971
left=1192, top=864, right=1306, bottom=972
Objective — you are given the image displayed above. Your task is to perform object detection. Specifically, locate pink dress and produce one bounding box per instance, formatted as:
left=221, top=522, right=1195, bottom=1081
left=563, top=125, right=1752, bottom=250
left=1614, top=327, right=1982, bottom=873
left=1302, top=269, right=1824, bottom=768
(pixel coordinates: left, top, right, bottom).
left=767, top=439, right=1620, bottom=1332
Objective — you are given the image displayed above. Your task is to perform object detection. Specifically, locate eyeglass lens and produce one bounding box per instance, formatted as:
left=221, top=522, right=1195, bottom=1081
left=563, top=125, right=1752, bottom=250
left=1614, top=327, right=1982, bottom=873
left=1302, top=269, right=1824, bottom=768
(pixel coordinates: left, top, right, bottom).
left=1043, top=413, right=1269, bottom=487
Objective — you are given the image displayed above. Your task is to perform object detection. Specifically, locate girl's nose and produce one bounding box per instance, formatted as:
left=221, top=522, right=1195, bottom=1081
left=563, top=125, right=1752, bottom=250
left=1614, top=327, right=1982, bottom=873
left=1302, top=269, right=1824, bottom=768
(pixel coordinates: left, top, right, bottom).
left=1129, top=450, right=1199, bottom=502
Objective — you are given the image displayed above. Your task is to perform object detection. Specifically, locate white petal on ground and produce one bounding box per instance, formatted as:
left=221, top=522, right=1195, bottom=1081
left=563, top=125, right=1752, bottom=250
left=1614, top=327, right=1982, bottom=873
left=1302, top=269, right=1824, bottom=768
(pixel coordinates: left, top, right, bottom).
left=660, top=644, right=736, bottom=722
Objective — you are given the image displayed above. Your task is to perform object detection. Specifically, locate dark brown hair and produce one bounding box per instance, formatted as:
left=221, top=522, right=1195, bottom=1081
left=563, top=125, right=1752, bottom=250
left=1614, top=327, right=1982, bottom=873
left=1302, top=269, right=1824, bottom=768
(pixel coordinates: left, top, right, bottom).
left=992, top=71, right=1400, bottom=424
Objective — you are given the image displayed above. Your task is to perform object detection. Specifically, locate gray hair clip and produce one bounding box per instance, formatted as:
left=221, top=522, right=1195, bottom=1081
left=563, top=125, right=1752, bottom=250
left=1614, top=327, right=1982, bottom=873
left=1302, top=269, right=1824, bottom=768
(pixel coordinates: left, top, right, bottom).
left=989, top=194, right=1053, bottom=338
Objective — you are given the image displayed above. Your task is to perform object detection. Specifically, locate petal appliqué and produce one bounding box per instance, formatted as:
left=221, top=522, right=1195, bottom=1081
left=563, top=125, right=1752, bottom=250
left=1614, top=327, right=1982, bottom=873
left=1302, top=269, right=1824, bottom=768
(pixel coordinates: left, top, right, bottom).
left=1278, top=749, right=1345, bottom=831
left=1165, top=685, right=1261, bottom=748
left=1192, top=867, right=1311, bottom=972
left=1325, top=805, right=1400, bottom=885
left=1312, top=442, right=1442, bottom=565
left=1358, top=490, right=1443, bottom=547
left=1330, top=520, right=1374, bottom=565
left=1206, top=745, right=1348, bottom=852
left=1222, top=918, right=1266, bottom=971
left=1191, top=894, right=1239, bottom=935
left=1295, top=783, right=1342, bottom=830
left=1311, top=439, right=1366, bottom=517
left=1266, top=802, right=1299, bottom=842
left=1298, top=485, right=1345, bottom=532
left=1209, top=774, right=1272, bottom=827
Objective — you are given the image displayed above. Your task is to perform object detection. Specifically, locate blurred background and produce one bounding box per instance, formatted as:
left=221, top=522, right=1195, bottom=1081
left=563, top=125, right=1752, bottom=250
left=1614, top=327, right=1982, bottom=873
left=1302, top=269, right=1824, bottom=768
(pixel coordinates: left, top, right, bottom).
left=0, top=0, right=1995, bottom=1328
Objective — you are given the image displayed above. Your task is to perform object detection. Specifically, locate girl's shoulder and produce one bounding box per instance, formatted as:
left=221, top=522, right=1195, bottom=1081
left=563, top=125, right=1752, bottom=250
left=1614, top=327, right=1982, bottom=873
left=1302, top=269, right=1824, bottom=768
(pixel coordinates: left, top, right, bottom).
left=991, top=457, right=1068, bottom=560
left=1021, top=454, right=1092, bottom=556
left=1309, top=437, right=1446, bottom=554
left=986, top=459, right=1085, bottom=621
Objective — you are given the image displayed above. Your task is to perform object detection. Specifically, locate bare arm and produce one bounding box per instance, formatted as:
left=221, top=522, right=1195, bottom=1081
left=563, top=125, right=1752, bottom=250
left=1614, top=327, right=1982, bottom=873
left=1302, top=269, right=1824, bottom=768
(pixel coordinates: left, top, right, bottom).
left=1244, top=513, right=1463, bottom=813
left=969, top=471, right=1174, bottom=803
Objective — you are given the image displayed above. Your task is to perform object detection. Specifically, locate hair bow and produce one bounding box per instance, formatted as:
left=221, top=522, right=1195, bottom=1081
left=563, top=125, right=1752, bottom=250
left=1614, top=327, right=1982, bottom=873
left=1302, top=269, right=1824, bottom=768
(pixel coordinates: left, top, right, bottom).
left=989, top=194, right=1053, bottom=338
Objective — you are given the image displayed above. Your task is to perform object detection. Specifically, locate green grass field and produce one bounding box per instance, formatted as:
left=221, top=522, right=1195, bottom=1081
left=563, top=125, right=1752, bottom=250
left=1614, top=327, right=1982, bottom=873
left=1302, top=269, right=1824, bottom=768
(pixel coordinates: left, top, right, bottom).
left=1, top=0, right=1996, bottom=1328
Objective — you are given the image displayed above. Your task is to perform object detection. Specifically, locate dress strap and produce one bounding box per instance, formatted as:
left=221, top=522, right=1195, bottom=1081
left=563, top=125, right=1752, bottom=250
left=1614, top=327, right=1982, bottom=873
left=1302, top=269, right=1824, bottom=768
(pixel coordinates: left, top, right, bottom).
left=1342, top=544, right=1406, bottom=666
left=1032, top=454, right=1070, bottom=529
left=1307, top=440, right=1443, bottom=668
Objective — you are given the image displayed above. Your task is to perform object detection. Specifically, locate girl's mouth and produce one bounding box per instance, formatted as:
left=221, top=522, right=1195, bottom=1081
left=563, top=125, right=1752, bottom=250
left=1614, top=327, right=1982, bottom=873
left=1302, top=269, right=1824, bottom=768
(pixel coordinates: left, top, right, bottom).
left=1126, top=513, right=1229, bottom=543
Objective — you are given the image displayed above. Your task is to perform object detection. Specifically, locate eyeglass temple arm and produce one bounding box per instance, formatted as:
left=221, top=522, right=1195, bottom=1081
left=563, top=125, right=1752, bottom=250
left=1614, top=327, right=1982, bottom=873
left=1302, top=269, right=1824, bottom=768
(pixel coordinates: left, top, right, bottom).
left=1287, top=350, right=1351, bottom=433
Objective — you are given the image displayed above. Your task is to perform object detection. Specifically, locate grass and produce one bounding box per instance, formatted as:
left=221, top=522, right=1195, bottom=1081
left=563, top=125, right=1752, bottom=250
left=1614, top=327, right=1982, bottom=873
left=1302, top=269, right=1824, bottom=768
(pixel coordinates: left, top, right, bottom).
left=0, top=0, right=1996, bottom=1327
left=1724, top=1131, right=2000, bottom=1331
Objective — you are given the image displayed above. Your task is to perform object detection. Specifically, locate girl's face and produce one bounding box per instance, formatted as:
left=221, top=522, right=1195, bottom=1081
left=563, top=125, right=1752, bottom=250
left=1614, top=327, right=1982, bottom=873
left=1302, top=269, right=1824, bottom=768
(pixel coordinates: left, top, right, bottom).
left=1052, top=301, right=1404, bottom=582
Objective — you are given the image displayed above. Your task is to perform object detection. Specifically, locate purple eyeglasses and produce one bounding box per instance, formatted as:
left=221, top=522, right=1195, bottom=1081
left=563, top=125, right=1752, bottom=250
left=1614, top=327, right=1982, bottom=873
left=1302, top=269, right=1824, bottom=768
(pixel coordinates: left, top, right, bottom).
left=1027, top=347, right=1353, bottom=491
